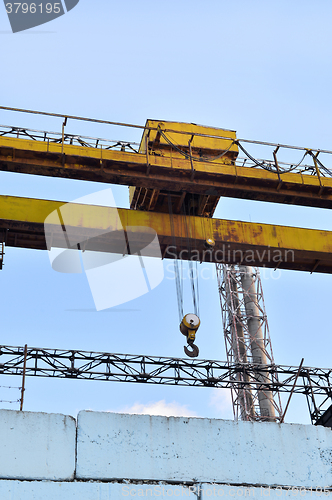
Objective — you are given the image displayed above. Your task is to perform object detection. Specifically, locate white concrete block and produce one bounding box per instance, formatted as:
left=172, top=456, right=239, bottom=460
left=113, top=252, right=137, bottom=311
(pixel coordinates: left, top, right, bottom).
left=0, top=480, right=103, bottom=500
left=0, top=480, right=192, bottom=500
left=119, top=483, right=330, bottom=499
left=199, top=484, right=331, bottom=499
left=0, top=481, right=329, bottom=500
left=0, top=410, right=76, bottom=480
left=76, top=411, right=332, bottom=487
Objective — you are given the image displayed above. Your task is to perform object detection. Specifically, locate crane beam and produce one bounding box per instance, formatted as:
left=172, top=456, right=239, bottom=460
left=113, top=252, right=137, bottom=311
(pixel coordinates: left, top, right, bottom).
left=1, top=195, right=332, bottom=273
left=1, top=135, right=332, bottom=209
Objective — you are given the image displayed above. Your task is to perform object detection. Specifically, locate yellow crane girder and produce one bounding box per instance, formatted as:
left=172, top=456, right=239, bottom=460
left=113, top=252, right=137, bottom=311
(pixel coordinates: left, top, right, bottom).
left=1, top=135, right=332, bottom=210
left=0, top=195, right=332, bottom=274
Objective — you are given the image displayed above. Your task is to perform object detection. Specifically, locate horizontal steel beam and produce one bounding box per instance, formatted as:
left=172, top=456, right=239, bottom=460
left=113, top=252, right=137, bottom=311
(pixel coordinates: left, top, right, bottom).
left=1, top=136, right=332, bottom=209
left=0, top=345, right=331, bottom=393
left=1, top=195, right=332, bottom=273
left=0, top=345, right=331, bottom=423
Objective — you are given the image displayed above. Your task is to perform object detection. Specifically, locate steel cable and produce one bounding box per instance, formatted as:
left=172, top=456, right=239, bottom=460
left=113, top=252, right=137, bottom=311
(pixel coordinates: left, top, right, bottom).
left=168, top=194, right=183, bottom=322
left=159, top=129, right=236, bottom=164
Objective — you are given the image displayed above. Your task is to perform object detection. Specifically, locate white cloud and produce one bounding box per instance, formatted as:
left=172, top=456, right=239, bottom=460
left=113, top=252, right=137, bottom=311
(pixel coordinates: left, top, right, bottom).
left=209, top=388, right=233, bottom=419
left=117, top=399, right=199, bottom=417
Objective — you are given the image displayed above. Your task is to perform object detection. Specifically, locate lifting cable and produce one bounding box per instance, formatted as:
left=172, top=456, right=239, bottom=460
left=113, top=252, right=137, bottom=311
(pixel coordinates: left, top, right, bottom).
left=168, top=192, right=201, bottom=358
left=181, top=194, right=199, bottom=318
left=168, top=193, right=183, bottom=322
left=167, top=190, right=200, bottom=319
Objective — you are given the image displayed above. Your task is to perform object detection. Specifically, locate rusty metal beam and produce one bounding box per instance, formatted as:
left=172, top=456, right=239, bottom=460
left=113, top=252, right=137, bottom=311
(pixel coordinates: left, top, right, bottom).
left=1, top=195, right=332, bottom=273
left=1, top=136, right=332, bottom=209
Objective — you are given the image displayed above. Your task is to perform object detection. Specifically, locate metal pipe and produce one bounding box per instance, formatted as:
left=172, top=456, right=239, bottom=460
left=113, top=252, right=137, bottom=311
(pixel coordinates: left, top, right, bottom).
left=239, top=266, right=276, bottom=421
left=20, top=344, right=27, bottom=411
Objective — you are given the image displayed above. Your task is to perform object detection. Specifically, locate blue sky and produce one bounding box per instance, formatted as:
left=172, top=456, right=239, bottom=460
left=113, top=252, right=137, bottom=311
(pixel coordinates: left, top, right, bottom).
left=0, top=0, right=331, bottom=424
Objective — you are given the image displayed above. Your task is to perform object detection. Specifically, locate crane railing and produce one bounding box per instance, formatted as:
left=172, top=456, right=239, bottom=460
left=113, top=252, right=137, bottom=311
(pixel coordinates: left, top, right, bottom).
left=0, top=105, right=332, bottom=178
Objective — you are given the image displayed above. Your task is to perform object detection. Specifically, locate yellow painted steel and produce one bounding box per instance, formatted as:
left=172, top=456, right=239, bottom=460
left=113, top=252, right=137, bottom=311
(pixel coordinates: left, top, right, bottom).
left=1, top=195, right=332, bottom=273
left=1, top=136, right=332, bottom=200
left=180, top=314, right=201, bottom=342
left=0, top=195, right=65, bottom=224
left=0, top=135, right=127, bottom=162
left=139, top=120, right=238, bottom=157
left=132, top=120, right=238, bottom=215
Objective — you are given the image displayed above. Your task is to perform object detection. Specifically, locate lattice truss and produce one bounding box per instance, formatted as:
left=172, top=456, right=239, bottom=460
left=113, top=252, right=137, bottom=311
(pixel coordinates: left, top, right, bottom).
left=0, top=345, right=332, bottom=423
left=217, top=264, right=283, bottom=422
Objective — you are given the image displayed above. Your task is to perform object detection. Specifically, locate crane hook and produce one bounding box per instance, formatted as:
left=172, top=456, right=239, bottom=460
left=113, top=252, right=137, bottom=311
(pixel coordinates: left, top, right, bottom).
left=184, top=341, right=199, bottom=358
left=180, top=313, right=201, bottom=358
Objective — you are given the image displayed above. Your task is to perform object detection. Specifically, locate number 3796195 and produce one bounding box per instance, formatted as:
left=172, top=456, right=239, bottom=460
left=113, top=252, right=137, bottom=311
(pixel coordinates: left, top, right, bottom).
left=5, top=3, right=62, bottom=14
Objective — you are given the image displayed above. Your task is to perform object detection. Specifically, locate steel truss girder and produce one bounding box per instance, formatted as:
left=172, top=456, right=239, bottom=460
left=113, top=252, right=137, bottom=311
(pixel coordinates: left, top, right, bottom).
left=0, top=345, right=331, bottom=424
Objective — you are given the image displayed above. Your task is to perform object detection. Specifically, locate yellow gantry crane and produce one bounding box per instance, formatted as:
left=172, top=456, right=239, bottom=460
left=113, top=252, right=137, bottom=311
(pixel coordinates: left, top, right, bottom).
left=1, top=107, right=332, bottom=421
left=0, top=109, right=331, bottom=273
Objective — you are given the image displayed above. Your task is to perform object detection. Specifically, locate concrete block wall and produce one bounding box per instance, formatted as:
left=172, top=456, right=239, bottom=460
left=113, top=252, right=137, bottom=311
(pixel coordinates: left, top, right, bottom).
left=0, top=409, right=76, bottom=481
left=76, top=411, right=332, bottom=487
left=0, top=409, right=331, bottom=499
left=0, top=482, right=329, bottom=500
